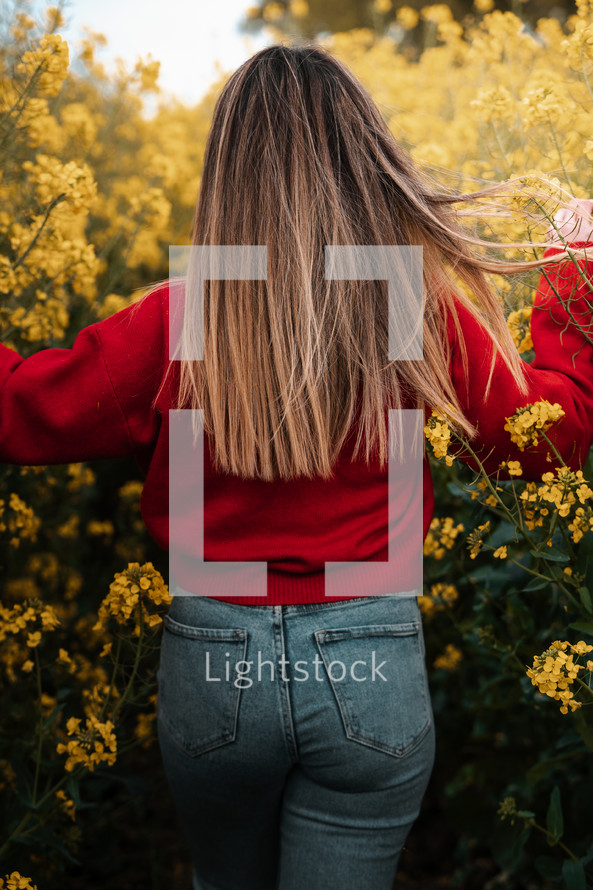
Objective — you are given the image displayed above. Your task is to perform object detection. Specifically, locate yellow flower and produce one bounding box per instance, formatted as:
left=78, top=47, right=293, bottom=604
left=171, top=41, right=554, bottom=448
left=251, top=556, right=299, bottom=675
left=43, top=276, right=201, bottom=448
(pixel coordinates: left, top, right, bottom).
left=56, top=714, right=117, bottom=772
left=500, top=459, right=523, bottom=476
left=433, top=643, right=463, bottom=670
left=526, top=640, right=589, bottom=714
left=418, top=582, right=459, bottom=617
left=424, top=409, right=455, bottom=462
left=55, top=788, right=76, bottom=821
left=262, top=2, right=285, bottom=22
left=396, top=6, right=419, bottom=28
left=498, top=796, right=518, bottom=823
left=16, top=33, right=69, bottom=97
left=93, top=562, right=171, bottom=631
left=134, top=55, right=160, bottom=92
left=290, top=0, right=309, bottom=17
left=423, top=516, right=465, bottom=559
left=504, top=401, right=565, bottom=450
left=470, top=85, right=515, bottom=123
left=1, top=873, right=38, bottom=890
left=522, top=84, right=566, bottom=127
left=506, top=307, right=533, bottom=354
left=467, top=521, right=491, bottom=559
left=22, top=154, right=97, bottom=214
left=493, top=545, right=508, bottom=559
left=420, top=4, right=453, bottom=25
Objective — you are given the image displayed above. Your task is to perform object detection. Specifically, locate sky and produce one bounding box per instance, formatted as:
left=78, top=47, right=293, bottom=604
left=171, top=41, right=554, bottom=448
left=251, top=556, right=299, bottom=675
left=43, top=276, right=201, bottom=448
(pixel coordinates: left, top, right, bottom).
left=36, top=0, right=272, bottom=110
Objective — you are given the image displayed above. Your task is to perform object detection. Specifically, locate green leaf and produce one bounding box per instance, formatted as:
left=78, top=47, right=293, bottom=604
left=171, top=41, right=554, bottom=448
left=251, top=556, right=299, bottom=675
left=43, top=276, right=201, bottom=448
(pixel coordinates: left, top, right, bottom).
left=567, top=619, right=593, bottom=636
left=529, top=547, right=570, bottom=563
left=573, top=710, right=593, bottom=751
left=577, top=586, right=593, bottom=614
left=562, top=859, right=586, bottom=890
left=546, top=785, right=564, bottom=843
left=523, top=576, right=552, bottom=591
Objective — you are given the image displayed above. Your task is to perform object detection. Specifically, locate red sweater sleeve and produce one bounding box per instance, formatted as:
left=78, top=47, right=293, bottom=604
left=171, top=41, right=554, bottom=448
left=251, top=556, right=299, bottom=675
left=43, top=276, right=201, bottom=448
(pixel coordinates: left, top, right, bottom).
left=447, top=241, right=593, bottom=480
left=0, top=284, right=167, bottom=465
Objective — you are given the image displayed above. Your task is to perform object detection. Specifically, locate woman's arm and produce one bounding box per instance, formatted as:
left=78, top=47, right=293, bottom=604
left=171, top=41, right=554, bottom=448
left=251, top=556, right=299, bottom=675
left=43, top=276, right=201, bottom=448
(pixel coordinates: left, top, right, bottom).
left=447, top=238, right=593, bottom=480
left=0, top=284, right=167, bottom=466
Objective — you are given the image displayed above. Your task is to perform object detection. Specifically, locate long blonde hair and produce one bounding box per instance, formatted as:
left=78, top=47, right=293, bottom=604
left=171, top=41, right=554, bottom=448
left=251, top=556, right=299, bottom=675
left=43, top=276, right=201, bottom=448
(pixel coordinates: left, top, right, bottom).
left=137, top=42, right=590, bottom=482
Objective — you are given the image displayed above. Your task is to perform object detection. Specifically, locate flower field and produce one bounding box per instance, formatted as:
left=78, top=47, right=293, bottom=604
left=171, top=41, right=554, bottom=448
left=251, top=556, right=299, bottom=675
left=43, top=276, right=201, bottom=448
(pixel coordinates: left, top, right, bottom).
left=1, top=1, right=593, bottom=887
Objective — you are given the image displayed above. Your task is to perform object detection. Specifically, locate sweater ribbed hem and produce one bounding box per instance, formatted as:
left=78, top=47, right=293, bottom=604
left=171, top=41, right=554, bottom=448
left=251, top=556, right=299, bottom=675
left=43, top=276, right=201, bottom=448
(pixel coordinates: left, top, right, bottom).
left=170, top=555, right=423, bottom=605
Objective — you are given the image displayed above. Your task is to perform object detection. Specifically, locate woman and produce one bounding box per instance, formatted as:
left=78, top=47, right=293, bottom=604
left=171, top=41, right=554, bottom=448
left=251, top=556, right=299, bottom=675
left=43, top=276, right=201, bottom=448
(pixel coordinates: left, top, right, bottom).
left=2, top=43, right=593, bottom=890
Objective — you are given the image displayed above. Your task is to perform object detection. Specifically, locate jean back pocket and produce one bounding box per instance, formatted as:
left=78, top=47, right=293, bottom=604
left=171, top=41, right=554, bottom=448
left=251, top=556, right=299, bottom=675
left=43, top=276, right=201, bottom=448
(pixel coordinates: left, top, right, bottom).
left=314, top=621, right=432, bottom=758
left=157, top=613, right=248, bottom=757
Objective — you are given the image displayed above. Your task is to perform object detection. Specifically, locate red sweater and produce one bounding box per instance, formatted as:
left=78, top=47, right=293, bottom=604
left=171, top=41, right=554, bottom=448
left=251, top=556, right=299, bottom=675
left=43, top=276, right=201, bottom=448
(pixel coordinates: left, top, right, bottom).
left=1, top=242, right=593, bottom=605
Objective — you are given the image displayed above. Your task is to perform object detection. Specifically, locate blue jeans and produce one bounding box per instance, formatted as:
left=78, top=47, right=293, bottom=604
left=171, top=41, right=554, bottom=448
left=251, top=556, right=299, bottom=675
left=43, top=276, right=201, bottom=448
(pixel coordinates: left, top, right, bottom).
left=156, top=591, right=436, bottom=890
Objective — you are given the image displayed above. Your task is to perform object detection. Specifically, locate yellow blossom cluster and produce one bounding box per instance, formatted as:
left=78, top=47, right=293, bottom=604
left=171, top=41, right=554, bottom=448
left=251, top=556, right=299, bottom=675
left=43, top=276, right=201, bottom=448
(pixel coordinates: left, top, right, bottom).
left=506, top=306, right=533, bottom=353
left=519, top=467, right=593, bottom=536
left=55, top=788, right=76, bottom=821
left=86, top=519, right=115, bottom=538
left=470, top=85, right=515, bottom=123
left=423, top=516, right=465, bottom=559
left=499, top=459, right=523, bottom=477
left=522, top=84, right=565, bottom=127
left=467, top=520, right=491, bottom=559
left=0, top=874, right=38, bottom=890
left=526, top=639, right=593, bottom=714
left=8, top=294, right=69, bottom=341
left=423, top=409, right=456, bottom=466
left=22, top=154, right=97, bottom=214
left=418, top=582, right=459, bottom=617
left=470, top=476, right=501, bottom=508
left=433, top=643, right=463, bottom=670
left=133, top=55, right=161, bottom=92
left=66, top=463, right=96, bottom=492
left=93, top=562, right=171, bottom=635
left=0, top=493, right=41, bottom=548
left=56, top=714, right=117, bottom=771
left=16, top=33, right=69, bottom=96
left=0, top=598, right=60, bottom=649
left=497, top=796, right=519, bottom=824
left=396, top=6, right=419, bottom=29
left=508, top=172, right=564, bottom=216
left=503, top=401, right=565, bottom=450
left=81, top=681, right=120, bottom=720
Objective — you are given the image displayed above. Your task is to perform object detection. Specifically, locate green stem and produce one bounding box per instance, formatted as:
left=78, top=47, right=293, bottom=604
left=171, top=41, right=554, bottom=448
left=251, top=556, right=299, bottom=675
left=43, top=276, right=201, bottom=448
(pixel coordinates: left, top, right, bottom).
left=528, top=819, right=580, bottom=863
left=547, top=115, right=572, bottom=190
left=490, top=120, right=512, bottom=177
left=110, top=604, right=145, bottom=723
left=31, top=647, right=44, bottom=806
left=98, top=635, right=123, bottom=723
left=12, top=193, right=67, bottom=270
left=580, top=43, right=593, bottom=106
left=448, top=431, right=580, bottom=609
left=449, top=431, right=535, bottom=545
left=538, top=429, right=567, bottom=469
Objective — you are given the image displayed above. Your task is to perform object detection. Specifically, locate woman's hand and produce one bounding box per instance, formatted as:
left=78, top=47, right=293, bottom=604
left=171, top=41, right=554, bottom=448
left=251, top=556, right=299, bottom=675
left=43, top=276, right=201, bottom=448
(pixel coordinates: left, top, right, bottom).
left=546, top=197, right=593, bottom=246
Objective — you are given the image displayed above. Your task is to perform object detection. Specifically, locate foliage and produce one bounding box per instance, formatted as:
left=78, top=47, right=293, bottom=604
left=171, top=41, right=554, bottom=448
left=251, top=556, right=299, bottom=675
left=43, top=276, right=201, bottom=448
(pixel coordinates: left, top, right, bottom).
left=2, top=1, right=593, bottom=886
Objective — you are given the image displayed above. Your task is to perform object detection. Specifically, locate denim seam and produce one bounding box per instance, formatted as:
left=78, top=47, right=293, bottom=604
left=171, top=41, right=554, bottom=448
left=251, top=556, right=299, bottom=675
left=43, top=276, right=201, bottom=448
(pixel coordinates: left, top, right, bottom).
left=272, top=606, right=299, bottom=763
